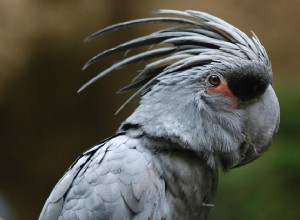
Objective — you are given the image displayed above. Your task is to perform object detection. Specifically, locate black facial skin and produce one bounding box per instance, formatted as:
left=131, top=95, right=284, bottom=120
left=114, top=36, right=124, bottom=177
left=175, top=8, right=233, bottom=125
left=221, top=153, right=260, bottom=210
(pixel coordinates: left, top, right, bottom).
left=227, top=72, right=269, bottom=102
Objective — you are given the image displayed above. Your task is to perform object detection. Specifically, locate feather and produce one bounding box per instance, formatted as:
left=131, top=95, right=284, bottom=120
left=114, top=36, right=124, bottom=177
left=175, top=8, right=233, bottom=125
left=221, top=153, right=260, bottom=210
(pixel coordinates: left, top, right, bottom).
left=83, top=32, right=197, bottom=70
left=78, top=47, right=176, bottom=92
left=84, top=17, right=201, bottom=42
left=80, top=9, right=271, bottom=113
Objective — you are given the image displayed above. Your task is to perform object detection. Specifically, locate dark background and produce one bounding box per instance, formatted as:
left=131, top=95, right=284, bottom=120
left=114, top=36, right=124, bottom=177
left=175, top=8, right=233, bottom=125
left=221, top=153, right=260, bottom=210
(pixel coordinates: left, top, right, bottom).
left=0, top=0, right=299, bottom=219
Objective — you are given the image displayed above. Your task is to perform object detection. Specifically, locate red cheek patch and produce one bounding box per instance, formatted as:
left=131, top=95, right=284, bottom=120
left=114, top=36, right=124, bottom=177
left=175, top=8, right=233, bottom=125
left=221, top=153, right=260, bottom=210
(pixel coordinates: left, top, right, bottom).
left=207, top=81, right=238, bottom=107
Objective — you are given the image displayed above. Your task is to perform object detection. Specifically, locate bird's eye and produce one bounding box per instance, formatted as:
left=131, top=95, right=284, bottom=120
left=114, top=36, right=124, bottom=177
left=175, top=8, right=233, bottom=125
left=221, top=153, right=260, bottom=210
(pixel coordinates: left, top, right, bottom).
left=208, top=75, right=221, bottom=87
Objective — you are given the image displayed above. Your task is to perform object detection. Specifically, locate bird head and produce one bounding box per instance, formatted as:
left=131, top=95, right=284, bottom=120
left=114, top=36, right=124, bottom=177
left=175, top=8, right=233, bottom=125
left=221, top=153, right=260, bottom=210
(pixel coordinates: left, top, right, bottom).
left=81, top=9, right=280, bottom=170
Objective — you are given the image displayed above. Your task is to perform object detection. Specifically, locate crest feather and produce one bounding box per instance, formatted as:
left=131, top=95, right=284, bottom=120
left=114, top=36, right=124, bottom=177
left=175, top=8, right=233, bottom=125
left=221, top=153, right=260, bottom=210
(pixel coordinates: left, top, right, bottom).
left=79, top=9, right=270, bottom=113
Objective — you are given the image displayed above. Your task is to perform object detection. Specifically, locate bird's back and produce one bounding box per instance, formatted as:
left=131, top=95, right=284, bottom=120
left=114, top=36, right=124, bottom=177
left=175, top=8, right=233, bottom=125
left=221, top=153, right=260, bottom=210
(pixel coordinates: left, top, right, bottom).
left=39, top=132, right=217, bottom=220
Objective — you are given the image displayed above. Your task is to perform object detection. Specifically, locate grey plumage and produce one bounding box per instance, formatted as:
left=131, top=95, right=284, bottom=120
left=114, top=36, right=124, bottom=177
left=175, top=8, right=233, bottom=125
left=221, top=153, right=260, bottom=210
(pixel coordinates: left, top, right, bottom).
left=40, top=9, right=280, bottom=220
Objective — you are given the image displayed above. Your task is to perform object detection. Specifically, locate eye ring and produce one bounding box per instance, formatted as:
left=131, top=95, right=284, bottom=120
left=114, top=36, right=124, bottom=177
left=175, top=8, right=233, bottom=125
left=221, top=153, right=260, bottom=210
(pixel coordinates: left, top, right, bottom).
left=208, top=74, right=221, bottom=87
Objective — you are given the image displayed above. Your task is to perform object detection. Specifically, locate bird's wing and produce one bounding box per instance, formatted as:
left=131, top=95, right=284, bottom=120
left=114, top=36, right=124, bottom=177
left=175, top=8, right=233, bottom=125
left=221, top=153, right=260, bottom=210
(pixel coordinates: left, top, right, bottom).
left=38, top=134, right=119, bottom=220
left=39, top=134, right=165, bottom=220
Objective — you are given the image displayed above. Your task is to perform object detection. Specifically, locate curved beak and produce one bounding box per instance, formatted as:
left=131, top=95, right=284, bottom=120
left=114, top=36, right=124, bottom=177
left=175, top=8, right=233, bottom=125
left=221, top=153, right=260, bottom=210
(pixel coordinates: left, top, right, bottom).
left=235, top=85, right=280, bottom=167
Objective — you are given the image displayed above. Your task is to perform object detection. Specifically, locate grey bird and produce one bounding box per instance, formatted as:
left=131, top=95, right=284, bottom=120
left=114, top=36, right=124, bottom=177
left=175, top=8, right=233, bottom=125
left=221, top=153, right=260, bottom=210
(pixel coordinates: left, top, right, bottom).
left=39, top=9, right=280, bottom=220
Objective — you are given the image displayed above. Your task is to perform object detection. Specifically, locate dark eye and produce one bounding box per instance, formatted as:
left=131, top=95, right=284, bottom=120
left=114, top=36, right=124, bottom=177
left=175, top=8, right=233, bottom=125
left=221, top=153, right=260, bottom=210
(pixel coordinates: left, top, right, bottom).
left=208, top=74, right=221, bottom=87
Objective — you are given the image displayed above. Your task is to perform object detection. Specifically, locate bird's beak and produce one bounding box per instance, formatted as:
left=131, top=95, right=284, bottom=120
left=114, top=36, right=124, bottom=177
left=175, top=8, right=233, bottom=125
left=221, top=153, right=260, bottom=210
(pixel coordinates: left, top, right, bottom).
left=235, top=85, right=280, bottom=167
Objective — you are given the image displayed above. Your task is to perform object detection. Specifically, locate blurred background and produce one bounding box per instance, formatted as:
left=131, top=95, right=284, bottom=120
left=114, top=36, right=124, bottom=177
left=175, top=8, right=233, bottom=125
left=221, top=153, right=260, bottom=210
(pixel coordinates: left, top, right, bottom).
left=0, top=0, right=299, bottom=219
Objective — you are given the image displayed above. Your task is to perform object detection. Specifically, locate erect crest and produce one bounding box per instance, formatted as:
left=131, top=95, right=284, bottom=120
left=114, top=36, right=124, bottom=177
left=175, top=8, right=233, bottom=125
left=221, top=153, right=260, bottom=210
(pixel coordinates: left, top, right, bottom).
left=80, top=9, right=271, bottom=113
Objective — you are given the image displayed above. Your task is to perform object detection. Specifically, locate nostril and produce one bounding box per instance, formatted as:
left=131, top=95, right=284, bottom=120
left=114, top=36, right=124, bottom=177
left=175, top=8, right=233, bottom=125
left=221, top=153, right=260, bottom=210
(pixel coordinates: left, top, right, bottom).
left=227, top=73, right=269, bottom=102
